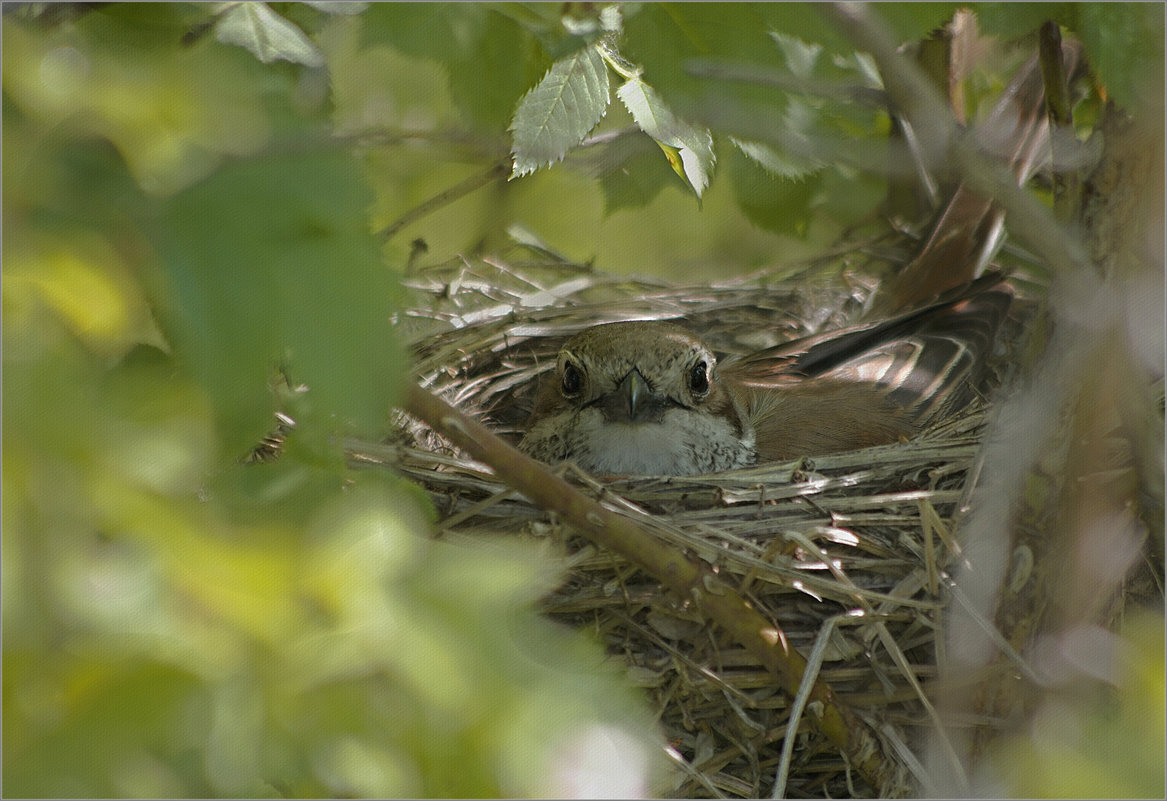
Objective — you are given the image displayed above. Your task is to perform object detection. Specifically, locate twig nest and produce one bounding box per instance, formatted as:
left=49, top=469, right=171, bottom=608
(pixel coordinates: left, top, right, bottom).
left=356, top=250, right=1026, bottom=798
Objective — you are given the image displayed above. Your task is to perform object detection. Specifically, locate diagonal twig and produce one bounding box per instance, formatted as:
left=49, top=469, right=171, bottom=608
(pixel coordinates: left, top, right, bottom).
left=401, top=381, right=904, bottom=794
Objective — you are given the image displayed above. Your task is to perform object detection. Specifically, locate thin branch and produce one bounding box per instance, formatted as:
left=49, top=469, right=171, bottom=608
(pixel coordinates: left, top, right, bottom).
left=1038, top=20, right=1081, bottom=224
left=685, top=59, right=889, bottom=108
left=824, top=4, right=955, bottom=166
left=377, top=160, right=510, bottom=242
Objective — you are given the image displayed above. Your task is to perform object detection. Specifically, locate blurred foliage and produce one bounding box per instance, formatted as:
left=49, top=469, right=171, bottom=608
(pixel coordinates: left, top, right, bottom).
left=3, top=2, right=1162, bottom=798
left=981, top=613, right=1166, bottom=798
left=3, top=3, right=668, bottom=797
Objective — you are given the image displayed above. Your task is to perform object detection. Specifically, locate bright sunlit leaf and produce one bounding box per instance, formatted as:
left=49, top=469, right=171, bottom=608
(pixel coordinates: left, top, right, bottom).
left=510, top=44, right=610, bottom=178
left=616, top=75, right=715, bottom=197
left=214, top=2, right=325, bottom=67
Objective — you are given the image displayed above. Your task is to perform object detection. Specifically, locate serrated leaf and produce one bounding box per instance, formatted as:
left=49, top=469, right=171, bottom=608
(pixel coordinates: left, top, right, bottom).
left=732, top=95, right=829, bottom=180
left=510, top=45, right=610, bottom=178
left=616, top=75, right=715, bottom=197
left=770, top=31, right=822, bottom=79
left=572, top=128, right=674, bottom=214
left=214, top=2, right=324, bottom=68
left=622, top=3, right=835, bottom=118
left=731, top=138, right=822, bottom=181
left=975, top=3, right=1164, bottom=111
left=870, top=3, right=963, bottom=44
left=727, top=145, right=819, bottom=237
left=600, top=4, right=623, bottom=33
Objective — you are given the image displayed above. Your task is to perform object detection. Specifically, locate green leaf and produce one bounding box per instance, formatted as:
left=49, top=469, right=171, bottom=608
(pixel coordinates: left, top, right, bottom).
left=973, top=3, right=1165, bottom=112
left=482, top=2, right=592, bottom=60
left=510, top=44, right=611, bottom=177
left=971, top=3, right=1081, bottom=40
left=214, top=2, right=324, bottom=68
left=1, top=657, right=210, bottom=797
left=817, top=161, right=885, bottom=225
left=770, top=30, right=823, bottom=78
left=447, top=9, right=541, bottom=131
left=617, top=75, right=715, bottom=196
left=593, top=132, right=678, bottom=214
left=989, top=613, right=1166, bottom=798
left=152, top=150, right=404, bottom=458
left=730, top=93, right=827, bottom=180
left=726, top=145, right=819, bottom=237
left=359, top=5, right=542, bottom=132
left=621, top=3, right=843, bottom=120
left=1078, top=3, right=1165, bottom=111
left=732, top=137, right=822, bottom=180
left=359, top=2, right=479, bottom=60
left=303, top=1, right=368, bottom=15
left=868, top=3, right=962, bottom=45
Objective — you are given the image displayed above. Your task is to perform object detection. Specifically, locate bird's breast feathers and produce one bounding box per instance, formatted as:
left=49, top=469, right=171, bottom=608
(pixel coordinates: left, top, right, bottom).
left=521, top=405, right=755, bottom=476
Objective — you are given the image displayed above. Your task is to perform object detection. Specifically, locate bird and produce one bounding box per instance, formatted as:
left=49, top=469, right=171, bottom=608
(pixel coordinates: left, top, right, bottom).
left=517, top=277, right=1014, bottom=476
left=516, top=31, right=1075, bottom=477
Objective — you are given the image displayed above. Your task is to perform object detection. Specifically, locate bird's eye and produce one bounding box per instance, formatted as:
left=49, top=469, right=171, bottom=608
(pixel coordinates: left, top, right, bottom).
left=689, top=361, right=710, bottom=395
left=561, top=361, right=583, bottom=396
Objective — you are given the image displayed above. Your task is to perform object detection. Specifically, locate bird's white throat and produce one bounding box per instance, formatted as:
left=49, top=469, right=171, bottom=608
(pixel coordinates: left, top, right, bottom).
left=526, top=406, right=755, bottom=476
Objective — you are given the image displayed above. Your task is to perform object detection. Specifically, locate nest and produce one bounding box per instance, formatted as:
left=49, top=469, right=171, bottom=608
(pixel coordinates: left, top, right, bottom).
left=349, top=240, right=1033, bottom=798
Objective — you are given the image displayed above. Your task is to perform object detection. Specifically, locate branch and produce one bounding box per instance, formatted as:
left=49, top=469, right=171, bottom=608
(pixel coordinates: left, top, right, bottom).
left=1038, top=20, right=1081, bottom=224
left=824, top=2, right=1092, bottom=276
left=685, top=59, right=889, bottom=108
left=377, top=160, right=510, bottom=242
left=401, top=382, right=903, bottom=795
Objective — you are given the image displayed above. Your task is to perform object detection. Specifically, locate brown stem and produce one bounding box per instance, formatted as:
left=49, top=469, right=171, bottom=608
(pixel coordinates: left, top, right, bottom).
left=401, top=382, right=902, bottom=794
left=377, top=160, right=510, bottom=242
left=1038, top=21, right=1080, bottom=224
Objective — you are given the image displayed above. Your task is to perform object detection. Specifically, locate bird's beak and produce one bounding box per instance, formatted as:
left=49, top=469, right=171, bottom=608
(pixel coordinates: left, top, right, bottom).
left=597, top=369, right=665, bottom=423
left=621, top=369, right=648, bottom=419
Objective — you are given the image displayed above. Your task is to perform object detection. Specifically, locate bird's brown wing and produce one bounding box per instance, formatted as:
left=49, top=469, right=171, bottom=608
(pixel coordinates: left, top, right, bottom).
left=742, top=379, right=919, bottom=462
left=720, top=276, right=1014, bottom=427
left=715, top=36, right=1077, bottom=461
left=877, top=40, right=1082, bottom=310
